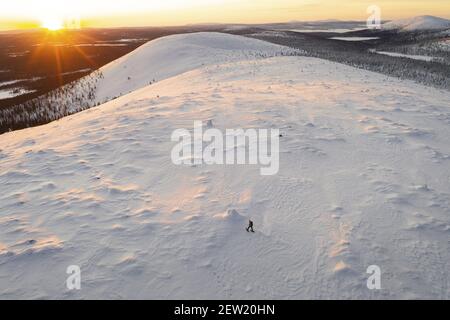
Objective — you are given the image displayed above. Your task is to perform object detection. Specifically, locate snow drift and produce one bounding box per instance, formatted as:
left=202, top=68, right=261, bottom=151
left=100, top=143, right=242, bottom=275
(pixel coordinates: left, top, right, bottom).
left=0, top=32, right=449, bottom=299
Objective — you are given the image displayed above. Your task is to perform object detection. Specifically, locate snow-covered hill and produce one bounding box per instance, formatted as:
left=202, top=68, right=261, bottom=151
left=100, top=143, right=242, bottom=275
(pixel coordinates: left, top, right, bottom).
left=94, top=32, right=301, bottom=104
left=0, top=33, right=449, bottom=299
left=0, top=33, right=301, bottom=133
left=383, top=15, right=450, bottom=31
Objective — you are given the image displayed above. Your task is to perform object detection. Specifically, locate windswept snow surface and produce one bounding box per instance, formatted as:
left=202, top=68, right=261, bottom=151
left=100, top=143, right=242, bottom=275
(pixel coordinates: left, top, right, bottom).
left=1, top=33, right=450, bottom=299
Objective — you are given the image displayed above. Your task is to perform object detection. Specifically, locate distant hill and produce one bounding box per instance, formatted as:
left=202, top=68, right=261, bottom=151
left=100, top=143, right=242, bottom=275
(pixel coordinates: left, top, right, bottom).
left=383, top=15, right=450, bottom=31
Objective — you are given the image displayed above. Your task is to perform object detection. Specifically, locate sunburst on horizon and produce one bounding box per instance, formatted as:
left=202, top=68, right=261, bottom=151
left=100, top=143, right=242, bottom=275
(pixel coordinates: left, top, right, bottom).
left=41, top=16, right=64, bottom=31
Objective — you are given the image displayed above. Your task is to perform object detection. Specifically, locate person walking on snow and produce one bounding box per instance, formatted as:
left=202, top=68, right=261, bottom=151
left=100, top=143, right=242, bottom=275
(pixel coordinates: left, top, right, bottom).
left=246, top=220, right=254, bottom=233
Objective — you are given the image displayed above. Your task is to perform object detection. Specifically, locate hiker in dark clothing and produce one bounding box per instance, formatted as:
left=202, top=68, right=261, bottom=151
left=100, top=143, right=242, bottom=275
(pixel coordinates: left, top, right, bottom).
left=246, top=220, right=254, bottom=233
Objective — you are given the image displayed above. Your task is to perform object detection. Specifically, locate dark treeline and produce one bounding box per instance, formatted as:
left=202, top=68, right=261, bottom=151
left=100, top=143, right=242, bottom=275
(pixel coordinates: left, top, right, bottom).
left=0, top=70, right=103, bottom=134
left=242, top=29, right=450, bottom=90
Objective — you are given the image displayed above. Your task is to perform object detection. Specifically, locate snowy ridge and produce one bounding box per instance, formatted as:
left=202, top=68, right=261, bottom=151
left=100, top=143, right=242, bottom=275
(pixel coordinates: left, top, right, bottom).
left=94, top=32, right=304, bottom=104
left=1, top=33, right=303, bottom=133
left=383, top=15, right=450, bottom=31
left=0, top=33, right=449, bottom=299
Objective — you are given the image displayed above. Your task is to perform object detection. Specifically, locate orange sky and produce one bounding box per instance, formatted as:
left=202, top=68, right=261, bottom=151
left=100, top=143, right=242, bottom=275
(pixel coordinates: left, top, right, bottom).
left=1, top=0, right=449, bottom=30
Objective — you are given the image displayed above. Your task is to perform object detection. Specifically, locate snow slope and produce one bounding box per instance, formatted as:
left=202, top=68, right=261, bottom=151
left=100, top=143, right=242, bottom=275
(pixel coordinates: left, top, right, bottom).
left=3, top=33, right=301, bottom=132
left=94, top=32, right=301, bottom=104
left=383, top=15, right=450, bottom=31
left=1, top=33, right=450, bottom=299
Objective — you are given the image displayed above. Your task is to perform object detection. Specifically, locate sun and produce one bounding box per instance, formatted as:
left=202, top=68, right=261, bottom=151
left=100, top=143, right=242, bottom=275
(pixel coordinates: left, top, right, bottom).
left=41, top=17, right=64, bottom=31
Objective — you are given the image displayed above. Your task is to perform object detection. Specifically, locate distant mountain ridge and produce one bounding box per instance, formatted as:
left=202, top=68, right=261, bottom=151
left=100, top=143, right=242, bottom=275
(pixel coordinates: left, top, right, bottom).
left=383, top=15, right=450, bottom=31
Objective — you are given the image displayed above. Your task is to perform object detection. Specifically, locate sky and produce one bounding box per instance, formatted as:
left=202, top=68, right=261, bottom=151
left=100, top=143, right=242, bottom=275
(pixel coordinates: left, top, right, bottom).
left=1, top=0, right=449, bottom=30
